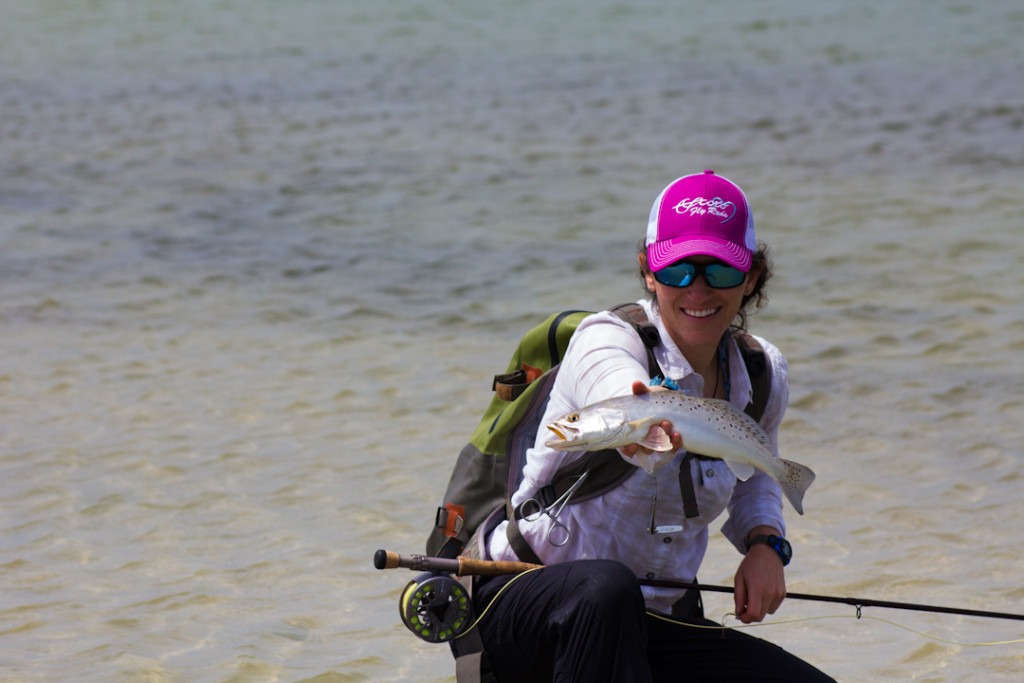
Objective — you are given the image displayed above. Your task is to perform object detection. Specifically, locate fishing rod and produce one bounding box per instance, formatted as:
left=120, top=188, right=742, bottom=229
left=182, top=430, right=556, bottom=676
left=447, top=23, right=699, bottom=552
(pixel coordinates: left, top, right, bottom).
left=640, top=578, right=1024, bottom=623
left=375, top=549, right=1024, bottom=643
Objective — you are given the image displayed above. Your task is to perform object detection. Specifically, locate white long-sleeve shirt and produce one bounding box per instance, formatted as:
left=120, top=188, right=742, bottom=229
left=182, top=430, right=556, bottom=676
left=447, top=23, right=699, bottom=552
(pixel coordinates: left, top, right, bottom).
left=485, top=298, right=789, bottom=614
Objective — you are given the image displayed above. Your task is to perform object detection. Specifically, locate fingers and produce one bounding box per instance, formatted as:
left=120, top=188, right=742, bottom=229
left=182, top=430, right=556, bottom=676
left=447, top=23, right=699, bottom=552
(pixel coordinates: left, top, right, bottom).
left=666, top=422, right=683, bottom=451
left=634, top=380, right=673, bottom=395
left=735, top=583, right=765, bottom=624
left=734, top=573, right=768, bottom=623
left=737, top=592, right=783, bottom=623
left=631, top=380, right=652, bottom=395
left=733, top=576, right=748, bottom=620
left=736, top=589, right=784, bottom=623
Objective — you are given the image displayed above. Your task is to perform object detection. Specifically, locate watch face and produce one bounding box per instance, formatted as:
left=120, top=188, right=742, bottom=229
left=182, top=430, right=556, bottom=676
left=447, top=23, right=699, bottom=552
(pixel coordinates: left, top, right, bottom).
left=771, top=535, right=792, bottom=564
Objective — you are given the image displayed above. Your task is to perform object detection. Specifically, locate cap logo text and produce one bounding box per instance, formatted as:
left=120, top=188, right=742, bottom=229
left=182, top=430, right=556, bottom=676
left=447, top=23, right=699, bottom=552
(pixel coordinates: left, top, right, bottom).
left=672, top=196, right=736, bottom=223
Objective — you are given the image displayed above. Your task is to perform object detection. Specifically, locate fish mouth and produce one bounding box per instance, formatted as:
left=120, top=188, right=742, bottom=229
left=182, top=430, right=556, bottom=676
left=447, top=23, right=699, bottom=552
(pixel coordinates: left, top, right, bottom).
left=546, top=422, right=587, bottom=450
left=547, top=425, right=567, bottom=441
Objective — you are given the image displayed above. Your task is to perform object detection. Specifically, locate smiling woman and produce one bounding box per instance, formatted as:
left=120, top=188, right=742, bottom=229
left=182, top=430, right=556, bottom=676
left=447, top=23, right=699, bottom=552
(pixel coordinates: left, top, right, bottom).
left=4, top=0, right=1021, bottom=679
left=469, top=170, right=835, bottom=682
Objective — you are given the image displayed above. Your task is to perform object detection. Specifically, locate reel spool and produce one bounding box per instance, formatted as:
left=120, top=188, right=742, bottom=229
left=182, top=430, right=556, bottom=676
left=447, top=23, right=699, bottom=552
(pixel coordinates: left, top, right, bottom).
left=399, top=572, right=473, bottom=643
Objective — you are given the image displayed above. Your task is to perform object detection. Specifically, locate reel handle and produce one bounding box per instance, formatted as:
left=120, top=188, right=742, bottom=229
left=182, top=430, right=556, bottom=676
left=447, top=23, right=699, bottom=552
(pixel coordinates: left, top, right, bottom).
left=374, top=549, right=542, bottom=576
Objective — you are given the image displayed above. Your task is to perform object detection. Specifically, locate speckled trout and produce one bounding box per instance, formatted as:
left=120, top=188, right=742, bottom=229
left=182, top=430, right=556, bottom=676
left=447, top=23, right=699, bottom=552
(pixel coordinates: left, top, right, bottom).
left=544, top=391, right=815, bottom=514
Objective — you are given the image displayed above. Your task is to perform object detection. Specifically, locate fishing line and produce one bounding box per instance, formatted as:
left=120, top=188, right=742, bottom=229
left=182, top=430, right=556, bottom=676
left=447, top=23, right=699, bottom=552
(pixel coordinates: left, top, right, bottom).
left=453, top=566, right=544, bottom=641
left=646, top=609, right=1024, bottom=647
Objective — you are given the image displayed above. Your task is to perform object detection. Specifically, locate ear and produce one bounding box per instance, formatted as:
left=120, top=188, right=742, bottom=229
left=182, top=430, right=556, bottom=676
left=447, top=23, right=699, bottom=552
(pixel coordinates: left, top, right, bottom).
left=639, top=253, right=656, bottom=292
left=744, top=263, right=764, bottom=295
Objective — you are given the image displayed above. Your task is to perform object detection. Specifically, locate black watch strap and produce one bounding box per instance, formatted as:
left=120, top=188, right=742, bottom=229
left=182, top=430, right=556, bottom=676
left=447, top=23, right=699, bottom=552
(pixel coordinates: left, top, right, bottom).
left=746, top=534, right=792, bottom=566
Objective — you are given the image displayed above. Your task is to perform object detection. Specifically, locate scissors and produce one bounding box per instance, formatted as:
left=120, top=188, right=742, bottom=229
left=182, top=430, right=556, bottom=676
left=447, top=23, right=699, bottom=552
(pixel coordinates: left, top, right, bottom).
left=521, top=470, right=590, bottom=547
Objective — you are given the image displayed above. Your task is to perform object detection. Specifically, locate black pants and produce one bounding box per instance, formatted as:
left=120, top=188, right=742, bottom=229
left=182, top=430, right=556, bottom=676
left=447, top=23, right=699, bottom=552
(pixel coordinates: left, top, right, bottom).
left=473, top=559, right=834, bottom=683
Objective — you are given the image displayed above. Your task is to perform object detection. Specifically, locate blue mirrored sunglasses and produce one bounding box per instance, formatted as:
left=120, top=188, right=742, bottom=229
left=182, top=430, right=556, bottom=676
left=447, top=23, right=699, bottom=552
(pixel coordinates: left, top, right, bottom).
left=653, top=260, right=747, bottom=289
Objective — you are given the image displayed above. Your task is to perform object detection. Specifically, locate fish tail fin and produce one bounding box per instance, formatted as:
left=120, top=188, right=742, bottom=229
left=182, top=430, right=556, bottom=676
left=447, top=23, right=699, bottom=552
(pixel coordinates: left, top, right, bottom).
left=778, top=459, right=816, bottom=515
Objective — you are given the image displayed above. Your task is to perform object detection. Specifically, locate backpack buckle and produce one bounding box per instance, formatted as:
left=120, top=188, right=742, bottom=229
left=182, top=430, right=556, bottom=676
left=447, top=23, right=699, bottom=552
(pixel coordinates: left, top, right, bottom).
left=436, top=503, right=466, bottom=538
left=493, top=364, right=544, bottom=401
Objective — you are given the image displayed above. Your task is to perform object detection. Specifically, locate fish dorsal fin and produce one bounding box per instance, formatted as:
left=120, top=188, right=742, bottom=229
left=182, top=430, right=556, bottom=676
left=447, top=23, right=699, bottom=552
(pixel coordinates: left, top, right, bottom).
left=721, top=459, right=756, bottom=482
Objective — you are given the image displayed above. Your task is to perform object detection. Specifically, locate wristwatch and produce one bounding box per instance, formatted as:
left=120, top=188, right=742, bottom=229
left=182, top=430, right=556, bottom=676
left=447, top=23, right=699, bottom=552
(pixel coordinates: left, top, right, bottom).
left=746, top=534, right=792, bottom=566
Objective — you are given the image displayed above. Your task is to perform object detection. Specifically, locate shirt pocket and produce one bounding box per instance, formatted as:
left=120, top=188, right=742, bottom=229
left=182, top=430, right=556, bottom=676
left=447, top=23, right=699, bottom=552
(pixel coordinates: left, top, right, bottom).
left=690, top=457, right=736, bottom=523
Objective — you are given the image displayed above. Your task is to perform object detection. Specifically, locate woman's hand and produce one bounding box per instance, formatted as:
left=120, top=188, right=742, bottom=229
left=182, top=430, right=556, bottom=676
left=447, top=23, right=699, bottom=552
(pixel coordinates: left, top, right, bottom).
left=733, top=526, right=787, bottom=623
left=618, top=381, right=683, bottom=459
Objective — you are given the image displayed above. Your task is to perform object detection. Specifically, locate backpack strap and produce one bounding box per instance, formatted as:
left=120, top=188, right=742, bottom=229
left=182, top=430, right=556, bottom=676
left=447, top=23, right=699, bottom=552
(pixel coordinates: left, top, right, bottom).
left=448, top=578, right=498, bottom=683
left=732, top=329, right=772, bottom=423
left=504, top=498, right=545, bottom=565
left=607, top=302, right=661, bottom=374
left=450, top=625, right=496, bottom=683
left=505, top=303, right=661, bottom=565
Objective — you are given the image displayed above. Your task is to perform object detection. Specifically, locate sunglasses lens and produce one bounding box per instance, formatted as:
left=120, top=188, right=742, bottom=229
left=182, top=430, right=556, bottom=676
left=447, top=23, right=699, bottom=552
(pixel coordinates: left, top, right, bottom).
left=653, top=261, right=746, bottom=289
left=705, top=264, right=746, bottom=288
left=653, top=262, right=695, bottom=287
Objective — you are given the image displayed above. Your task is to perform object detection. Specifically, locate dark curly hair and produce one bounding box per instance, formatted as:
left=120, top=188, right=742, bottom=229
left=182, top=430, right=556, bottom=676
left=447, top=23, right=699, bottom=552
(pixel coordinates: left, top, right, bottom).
left=636, top=239, right=773, bottom=332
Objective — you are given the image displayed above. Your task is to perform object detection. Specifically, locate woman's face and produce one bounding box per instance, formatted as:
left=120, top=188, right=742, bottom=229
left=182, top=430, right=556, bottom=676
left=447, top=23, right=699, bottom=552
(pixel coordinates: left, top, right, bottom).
left=644, top=255, right=758, bottom=356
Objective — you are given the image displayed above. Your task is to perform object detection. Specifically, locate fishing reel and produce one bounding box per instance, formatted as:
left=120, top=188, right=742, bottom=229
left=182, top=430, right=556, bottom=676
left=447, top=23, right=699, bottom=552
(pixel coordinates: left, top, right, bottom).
left=399, top=572, right=474, bottom=643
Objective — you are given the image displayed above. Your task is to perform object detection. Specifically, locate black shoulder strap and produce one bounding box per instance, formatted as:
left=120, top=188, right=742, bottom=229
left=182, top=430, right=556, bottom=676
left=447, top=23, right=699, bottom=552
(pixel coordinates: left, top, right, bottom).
left=732, top=329, right=772, bottom=422
left=607, top=302, right=661, bottom=377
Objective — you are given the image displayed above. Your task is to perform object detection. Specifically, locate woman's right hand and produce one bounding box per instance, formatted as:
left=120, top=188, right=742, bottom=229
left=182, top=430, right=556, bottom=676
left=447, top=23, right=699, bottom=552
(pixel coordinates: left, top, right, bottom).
left=618, top=381, right=682, bottom=459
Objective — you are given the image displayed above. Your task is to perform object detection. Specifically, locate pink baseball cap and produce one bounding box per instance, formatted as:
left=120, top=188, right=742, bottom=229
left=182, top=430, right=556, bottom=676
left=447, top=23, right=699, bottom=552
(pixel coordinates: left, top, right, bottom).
left=645, top=170, right=756, bottom=272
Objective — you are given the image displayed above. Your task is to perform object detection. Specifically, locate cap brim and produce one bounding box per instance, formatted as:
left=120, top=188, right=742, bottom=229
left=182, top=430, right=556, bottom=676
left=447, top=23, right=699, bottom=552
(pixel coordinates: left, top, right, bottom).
left=647, top=237, right=752, bottom=272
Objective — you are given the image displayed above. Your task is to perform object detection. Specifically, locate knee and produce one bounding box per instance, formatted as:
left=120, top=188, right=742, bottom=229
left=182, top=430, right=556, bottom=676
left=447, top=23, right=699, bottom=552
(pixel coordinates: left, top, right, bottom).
left=563, top=559, right=645, bottom=620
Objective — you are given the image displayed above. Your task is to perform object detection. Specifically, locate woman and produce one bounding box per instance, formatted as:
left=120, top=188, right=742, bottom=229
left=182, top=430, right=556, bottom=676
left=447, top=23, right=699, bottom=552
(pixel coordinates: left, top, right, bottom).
left=473, top=170, right=833, bottom=682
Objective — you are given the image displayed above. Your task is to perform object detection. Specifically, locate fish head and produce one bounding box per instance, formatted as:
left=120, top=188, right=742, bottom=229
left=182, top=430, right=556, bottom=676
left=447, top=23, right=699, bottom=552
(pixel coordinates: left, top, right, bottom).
left=544, top=405, right=634, bottom=451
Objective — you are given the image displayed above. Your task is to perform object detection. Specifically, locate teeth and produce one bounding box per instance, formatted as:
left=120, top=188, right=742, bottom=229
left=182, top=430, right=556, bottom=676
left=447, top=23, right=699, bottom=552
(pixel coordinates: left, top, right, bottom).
left=685, top=308, right=719, bottom=318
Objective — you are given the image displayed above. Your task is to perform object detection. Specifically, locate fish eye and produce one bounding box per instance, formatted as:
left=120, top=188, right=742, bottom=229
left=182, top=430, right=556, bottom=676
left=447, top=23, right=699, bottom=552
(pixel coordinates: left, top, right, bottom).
left=567, top=414, right=579, bottom=423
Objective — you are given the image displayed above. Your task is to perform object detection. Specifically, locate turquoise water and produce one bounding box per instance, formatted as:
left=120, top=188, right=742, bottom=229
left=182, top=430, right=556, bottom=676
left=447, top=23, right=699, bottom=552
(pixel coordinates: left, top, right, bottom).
left=2, top=1, right=1023, bottom=680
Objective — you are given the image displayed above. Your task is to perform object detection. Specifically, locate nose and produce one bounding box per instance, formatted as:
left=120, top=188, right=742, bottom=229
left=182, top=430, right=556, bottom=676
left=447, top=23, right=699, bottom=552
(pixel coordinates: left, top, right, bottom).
left=685, top=275, right=714, bottom=299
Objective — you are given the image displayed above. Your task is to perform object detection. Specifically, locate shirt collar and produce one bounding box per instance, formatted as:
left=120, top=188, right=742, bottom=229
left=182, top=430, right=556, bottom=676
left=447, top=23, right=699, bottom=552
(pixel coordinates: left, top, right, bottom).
left=642, top=299, right=754, bottom=409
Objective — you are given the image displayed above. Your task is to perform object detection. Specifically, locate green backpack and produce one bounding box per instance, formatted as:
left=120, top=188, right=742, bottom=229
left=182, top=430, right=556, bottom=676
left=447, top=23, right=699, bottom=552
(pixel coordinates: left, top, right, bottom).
left=426, top=302, right=772, bottom=563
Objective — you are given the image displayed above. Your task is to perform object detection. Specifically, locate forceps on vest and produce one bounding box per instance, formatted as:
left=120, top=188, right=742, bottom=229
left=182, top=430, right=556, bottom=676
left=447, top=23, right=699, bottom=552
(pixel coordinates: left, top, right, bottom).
left=521, top=470, right=590, bottom=547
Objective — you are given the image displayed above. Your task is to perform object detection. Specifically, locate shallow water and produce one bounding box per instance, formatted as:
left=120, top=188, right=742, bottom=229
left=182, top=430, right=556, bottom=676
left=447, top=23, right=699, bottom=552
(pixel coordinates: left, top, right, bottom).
left=2, top=1, right=1023, bottom=681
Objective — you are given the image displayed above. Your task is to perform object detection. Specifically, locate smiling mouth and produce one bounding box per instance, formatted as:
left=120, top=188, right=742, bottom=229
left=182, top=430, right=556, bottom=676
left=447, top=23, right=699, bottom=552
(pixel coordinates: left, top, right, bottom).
left=684, top=307, right=720, bottom=319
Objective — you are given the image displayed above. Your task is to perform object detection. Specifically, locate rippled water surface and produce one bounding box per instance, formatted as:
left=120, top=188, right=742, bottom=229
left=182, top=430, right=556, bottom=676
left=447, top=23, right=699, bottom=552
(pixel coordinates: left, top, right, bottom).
left=2, top=1, right=1023, bottom=681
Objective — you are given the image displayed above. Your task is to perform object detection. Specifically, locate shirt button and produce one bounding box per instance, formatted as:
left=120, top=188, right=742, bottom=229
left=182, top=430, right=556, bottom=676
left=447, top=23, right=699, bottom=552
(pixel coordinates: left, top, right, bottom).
left=663, top=537, right=672, bottom=544
left=706, top=468, right=715, bottom=478
left=646, top=572, right=656, bottom=580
